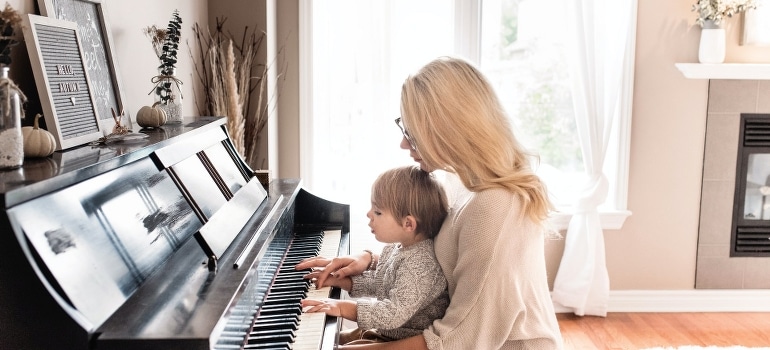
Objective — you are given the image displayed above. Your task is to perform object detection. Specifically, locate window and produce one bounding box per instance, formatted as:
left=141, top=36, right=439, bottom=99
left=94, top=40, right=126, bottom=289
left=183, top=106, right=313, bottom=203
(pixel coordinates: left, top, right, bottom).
left=301, top=0, right=633, bottom=234
left=478, top=0, right=584, bottom=209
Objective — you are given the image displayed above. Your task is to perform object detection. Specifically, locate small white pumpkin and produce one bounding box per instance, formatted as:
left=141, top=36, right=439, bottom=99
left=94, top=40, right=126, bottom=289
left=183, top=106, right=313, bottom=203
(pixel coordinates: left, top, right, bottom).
left=136, top=102, right=167, bottom=128
left=22, top=114, right=56, bottom=158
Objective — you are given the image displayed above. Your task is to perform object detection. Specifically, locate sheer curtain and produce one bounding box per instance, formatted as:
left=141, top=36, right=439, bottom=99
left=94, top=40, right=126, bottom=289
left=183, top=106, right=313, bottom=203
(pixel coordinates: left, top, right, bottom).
left=302, top=0, right=454, bottom=251
left=550, top=0, right=637, bottom=316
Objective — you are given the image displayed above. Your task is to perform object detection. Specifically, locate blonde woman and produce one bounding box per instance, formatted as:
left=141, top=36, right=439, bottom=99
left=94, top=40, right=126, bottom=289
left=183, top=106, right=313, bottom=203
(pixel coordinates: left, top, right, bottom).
left=297, top=56, right=563, bottom=349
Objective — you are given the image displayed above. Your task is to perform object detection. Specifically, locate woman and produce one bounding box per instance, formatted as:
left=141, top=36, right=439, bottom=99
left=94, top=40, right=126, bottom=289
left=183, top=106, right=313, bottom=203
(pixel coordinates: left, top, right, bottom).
left=297, top=56, right=563, bottom=349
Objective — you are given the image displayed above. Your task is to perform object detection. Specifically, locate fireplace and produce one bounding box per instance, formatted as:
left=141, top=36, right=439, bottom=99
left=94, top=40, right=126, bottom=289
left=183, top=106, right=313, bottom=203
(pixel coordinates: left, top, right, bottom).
left=696, top=80, right=770, bottom=289
left=730, top=114, right=770, bottom=257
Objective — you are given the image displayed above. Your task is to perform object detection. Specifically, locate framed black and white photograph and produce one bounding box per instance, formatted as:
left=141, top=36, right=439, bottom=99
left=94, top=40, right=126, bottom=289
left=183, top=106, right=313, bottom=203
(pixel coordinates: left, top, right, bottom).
left=39, top=0, right=130, bottom=131
left=22, top=14, right=103, bottom=150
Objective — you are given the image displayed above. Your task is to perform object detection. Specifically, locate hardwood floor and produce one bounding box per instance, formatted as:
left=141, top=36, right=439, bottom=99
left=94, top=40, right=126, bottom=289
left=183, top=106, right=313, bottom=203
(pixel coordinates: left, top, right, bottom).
left=557, top=312, right=770, bottom=349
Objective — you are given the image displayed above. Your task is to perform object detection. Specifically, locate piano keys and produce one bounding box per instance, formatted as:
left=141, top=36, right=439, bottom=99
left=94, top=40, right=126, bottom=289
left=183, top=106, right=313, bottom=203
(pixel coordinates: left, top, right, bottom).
left=0, top=116, right=349, bottom=350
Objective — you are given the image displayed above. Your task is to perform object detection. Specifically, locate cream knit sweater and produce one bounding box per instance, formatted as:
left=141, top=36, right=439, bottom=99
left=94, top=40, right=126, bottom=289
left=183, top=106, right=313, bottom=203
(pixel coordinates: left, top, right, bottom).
left=423, top=179, right=564, bottom=350
left=350, top=239, right=450, bottom=340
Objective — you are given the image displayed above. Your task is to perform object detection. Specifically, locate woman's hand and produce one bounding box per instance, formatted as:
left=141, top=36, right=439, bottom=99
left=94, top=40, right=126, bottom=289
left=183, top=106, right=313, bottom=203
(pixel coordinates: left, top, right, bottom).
left=295, top=251, right=373, bottom=288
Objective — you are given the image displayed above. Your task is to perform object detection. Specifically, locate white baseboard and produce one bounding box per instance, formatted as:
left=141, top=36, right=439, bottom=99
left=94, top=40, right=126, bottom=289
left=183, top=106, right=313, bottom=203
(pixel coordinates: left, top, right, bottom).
left=553, top=289, right=770, bottom=313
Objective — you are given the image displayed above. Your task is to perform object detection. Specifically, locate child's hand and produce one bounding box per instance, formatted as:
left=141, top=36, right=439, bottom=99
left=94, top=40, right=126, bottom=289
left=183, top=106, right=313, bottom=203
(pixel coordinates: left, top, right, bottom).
left=301, top=298, right=357, bottom=321
left=304, top=270, right=353, bottom=291
left=301, top=298, right=343, bottom=317
left=323, top=274, right=353, bottom=291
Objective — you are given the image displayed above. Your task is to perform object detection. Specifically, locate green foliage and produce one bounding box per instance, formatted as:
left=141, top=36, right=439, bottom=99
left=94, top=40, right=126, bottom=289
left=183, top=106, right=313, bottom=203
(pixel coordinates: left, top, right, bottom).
left=159, top=10, right=182, bottom=74
left=517, top=82, right=581, bottom=170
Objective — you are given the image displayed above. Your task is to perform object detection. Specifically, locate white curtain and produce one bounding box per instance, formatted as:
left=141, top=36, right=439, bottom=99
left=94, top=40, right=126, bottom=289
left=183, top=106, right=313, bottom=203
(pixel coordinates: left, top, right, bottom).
left=551, top=0, right=637, bottom=317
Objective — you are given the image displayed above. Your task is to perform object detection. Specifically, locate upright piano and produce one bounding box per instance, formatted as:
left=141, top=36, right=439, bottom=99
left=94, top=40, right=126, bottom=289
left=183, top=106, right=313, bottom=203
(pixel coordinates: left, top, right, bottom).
left=0, top=116, right=349, bottom=349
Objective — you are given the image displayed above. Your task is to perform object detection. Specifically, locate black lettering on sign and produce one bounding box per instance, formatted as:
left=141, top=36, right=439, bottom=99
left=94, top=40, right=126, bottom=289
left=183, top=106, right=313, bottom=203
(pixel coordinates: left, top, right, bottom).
left=46, top=0, right=124, bottom=122
left=24, top=16, right=104, bottom=150
left=56, top=64, right=74, bottom=75
left=58, top=82, right=79, bottom=92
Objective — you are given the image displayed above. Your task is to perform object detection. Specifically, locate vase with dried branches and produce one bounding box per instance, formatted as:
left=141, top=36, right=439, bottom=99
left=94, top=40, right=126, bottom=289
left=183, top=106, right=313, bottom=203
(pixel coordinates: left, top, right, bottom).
left=144, top=10, right=183, bottom=123
left=0, top=3, right=26, bottom=170
left=190, top=17, right=284, bottom=170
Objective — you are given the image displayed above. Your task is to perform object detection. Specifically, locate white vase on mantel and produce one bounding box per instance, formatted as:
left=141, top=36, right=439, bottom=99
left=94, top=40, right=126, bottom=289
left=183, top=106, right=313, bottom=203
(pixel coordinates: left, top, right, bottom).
left=698, top=20, right=726, bottom=64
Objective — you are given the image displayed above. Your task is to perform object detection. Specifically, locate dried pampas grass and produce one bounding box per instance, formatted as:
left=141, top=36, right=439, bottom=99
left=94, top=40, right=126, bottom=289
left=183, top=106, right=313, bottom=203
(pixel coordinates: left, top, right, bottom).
left=190, top=17, right=284, bottom=169
left=224, top=39, right=244, bottom=155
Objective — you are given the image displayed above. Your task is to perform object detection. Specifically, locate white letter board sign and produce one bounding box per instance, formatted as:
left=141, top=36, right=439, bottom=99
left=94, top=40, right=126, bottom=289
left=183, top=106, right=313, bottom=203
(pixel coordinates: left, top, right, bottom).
left=22, top=14, right=103, bottom=151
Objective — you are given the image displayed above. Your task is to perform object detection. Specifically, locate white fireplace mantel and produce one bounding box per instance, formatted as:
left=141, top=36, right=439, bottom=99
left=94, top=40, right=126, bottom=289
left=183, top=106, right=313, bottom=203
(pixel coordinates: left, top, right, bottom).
left=676, top=63, right=770, bottom=79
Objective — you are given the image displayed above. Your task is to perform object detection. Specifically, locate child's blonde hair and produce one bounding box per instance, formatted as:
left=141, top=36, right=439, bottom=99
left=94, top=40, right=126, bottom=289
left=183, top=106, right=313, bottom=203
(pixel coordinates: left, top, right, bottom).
left=371, top=166, right=448, bottom=238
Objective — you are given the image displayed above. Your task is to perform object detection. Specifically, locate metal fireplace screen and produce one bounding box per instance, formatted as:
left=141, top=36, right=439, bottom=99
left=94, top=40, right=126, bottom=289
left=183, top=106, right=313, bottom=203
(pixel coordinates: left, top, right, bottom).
left=731, top=113, right=770, bottom=257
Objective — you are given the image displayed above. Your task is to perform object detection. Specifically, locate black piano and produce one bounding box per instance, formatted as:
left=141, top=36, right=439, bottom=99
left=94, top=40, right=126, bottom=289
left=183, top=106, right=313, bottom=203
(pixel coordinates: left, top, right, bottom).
left=0, top=116, right=349, bottom=349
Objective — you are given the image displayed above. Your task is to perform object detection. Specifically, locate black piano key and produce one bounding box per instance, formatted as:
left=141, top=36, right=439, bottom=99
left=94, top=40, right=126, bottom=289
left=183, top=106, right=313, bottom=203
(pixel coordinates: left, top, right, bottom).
left=268, top=285, right=309, bottom=294
left=251, top=320, right=299, bottom=331
left=249, top=328, right=296, bottom=339
left=238, top=231, right=336, bottom=349
left=262, top=296, right=302, bottom=305
left=258, top=305, right=302, bottom=316
left=246, top=333, right=294, bottom=344
left=273, top=272, right=309, bottom=280
left=243, top=341, right=292, bottom=349
left=253, top=315, right=300, bottom=323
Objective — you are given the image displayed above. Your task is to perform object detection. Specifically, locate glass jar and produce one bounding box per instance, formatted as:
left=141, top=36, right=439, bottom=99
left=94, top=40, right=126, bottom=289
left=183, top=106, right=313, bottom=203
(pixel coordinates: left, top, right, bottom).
left=0, top=67, right=23, bottom=170
left=153, top=67, right=183, bottom=123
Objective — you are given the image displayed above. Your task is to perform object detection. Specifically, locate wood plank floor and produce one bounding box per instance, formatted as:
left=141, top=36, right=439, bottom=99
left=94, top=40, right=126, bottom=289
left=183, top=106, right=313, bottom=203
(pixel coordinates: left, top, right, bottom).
left=557, top=312, right=770, bottom=349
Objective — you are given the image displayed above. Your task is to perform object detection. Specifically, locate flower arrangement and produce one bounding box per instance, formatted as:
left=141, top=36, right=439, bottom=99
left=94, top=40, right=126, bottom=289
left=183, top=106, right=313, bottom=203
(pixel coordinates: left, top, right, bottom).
left=693, top=0, right=757, bottom=27
left=144, top=10, right=182, bottom=74
left=0, top=3, right=22, bottom=66
left=144, top=10, right=183, bottom=121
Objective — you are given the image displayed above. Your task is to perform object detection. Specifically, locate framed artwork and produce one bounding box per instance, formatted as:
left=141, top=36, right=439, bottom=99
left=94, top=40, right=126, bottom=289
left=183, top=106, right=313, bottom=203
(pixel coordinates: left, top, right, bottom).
left=742, top=0, right=770, bottom=46
left=38, top=0, right=131, bottom=130
left=22, top=14, right=103, bottom=150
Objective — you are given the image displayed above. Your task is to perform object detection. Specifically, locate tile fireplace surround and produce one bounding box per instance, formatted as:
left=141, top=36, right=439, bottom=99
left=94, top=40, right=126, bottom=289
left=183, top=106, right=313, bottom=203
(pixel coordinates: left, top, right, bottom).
left=697, top=79, right=770, bottom=289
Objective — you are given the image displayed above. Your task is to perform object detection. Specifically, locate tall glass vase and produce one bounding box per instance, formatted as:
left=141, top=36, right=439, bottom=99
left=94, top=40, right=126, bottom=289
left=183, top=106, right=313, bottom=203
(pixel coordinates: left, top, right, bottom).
left=0, top=67, right=23, bottom=170
left=153, top=67, right=183, bottom=123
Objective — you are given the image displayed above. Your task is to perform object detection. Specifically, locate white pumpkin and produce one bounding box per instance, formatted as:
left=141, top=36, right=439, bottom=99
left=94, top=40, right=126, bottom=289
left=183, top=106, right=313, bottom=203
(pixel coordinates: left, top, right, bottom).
left=136, top=102, right=167, bottom=128
left=22, top=114, right=56, bottom=157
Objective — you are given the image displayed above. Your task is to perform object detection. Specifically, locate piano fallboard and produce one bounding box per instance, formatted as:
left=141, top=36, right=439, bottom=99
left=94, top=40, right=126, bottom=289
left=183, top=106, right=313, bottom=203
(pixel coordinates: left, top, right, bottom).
left=0, top=117, right=349, bottom=349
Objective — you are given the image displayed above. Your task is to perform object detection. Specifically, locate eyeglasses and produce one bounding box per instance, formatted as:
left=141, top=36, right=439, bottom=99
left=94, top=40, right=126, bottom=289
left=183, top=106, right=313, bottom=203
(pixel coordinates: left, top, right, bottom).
left=395, top=117, right=417, bottom=150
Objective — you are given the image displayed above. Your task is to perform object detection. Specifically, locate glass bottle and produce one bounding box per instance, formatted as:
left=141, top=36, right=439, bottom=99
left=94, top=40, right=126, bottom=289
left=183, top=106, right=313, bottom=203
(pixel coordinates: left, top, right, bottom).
left=153, top=67, right=183, bottom=123
left=0, top=67, right=23, bottom=170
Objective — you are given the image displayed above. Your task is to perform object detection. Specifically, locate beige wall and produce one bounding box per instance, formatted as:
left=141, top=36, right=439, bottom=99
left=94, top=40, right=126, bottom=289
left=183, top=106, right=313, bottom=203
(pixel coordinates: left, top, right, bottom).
left=611, top=0, right=770, bottom=290
left=8, top=0, right=770, bottom=291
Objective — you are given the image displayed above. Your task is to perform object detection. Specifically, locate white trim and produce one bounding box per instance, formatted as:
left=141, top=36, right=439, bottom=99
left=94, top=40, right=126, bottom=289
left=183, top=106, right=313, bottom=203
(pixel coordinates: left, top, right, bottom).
left=549, top=210, right=632, bottom=231
left=454, top=0, right=480, bottom=62
left=298, top=0, right=313, bottom=183
left=553, top=290, right=770, bottom=313
left=675, top=63, right=770, bottom=80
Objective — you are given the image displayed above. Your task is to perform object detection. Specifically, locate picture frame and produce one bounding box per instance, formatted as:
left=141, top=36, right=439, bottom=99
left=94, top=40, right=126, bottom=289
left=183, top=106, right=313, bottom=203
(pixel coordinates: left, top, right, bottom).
left=38, top=0, right=131, bottom=131
left=742, top=0, right=770, bottom=46
left=22, top=14, right=103, bottom=150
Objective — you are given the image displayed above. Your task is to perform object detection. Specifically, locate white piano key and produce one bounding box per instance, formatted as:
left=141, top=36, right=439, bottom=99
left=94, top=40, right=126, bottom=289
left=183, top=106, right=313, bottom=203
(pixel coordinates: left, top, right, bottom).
left=293, top=230, right=340, bottom=350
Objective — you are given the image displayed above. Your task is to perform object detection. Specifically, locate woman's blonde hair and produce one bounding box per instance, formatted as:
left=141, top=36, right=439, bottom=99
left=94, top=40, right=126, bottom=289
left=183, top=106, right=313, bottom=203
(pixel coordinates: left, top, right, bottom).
left=371, top=166, right=448, bottom=239
left=400, top=56, right=553, bottom=222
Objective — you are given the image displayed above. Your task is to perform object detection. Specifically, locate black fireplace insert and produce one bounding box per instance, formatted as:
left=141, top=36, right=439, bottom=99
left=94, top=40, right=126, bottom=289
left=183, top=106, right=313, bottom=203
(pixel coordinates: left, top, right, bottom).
left=731, top=113, right=770, bottom=257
